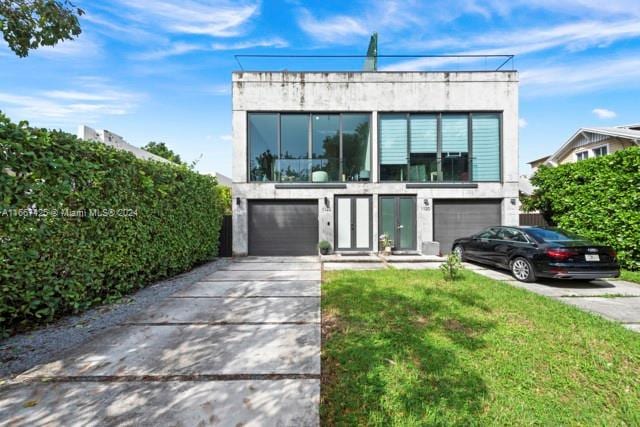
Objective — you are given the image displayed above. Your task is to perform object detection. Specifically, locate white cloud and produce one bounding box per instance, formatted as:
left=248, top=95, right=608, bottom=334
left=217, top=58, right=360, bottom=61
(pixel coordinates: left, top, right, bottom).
left=134, top=42, right=205, bottom=60
left=205, top=84, right=231, bottom=95
left=0, top=80, right=144, bottom=125
left=592, top=108, right=617, bottom=119
left=116, top=0, right=259, bottom=38
left=520, top=57, right=640, bottom=95
left=212, top=37, right=289, bottom=50
left=519, top=118, right=528, bottom=128
left=384, top=19, right=640, bottom=70
left=297, top=9, right=369, bottom=43
left=220, top=134, right=232, bottom=141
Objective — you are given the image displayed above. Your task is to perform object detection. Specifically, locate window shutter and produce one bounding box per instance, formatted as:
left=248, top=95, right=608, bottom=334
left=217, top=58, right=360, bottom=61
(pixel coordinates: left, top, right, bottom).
left=441, top=115, right=468, bottom=153
left=472, top=114, right=500, bottom=181
left=380, top=115, right=407, bottom=165
left=410, top=115, right=437, bottom=153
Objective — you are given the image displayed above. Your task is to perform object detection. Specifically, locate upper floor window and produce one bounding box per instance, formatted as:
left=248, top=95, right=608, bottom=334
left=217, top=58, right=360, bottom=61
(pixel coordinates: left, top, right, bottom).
left=379, top=113, right=501, bottom=182
left=592, top=146, right=608, bottom=157
left=576, top=151, right=589, bottom=161
left=248, top=113, right=371, bottom=182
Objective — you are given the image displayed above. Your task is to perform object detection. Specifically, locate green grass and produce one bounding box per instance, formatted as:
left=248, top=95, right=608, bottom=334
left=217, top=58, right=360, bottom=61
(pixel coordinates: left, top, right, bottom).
left=621, top=270, right=640, bottom=284
left=321, top=269, right=640, bottom=426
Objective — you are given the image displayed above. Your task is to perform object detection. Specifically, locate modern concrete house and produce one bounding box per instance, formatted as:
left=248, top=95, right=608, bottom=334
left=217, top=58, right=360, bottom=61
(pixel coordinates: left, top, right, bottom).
left=231, top=65, right=520, bottom=256
left=530, top=124, right=640, bottom=171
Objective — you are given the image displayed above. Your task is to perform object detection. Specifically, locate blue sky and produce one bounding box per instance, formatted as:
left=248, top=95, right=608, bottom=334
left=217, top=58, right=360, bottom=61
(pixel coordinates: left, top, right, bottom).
left=1, top=0, right=639, bottom=176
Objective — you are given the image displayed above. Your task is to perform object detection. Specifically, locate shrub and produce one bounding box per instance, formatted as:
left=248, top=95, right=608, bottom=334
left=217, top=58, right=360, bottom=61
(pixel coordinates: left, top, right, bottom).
left=318, top=240, right=332, bottom=254
left=0, top=113, right=224, bottom=335
left=526, top=147, right=640, bottom=269
left=440, top=253, right=462, bottom=281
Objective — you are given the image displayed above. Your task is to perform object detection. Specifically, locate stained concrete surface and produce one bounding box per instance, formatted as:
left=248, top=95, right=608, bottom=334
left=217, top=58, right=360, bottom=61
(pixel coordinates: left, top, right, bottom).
left=467, top=261, right=640, bottom=332
left=0, top=380, right=319, bottom=427
left=3, top=257, right=321, bottom=426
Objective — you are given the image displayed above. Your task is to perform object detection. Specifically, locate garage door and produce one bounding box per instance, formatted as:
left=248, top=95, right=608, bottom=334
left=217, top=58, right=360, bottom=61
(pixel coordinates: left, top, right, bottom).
left=248, top=200, right=319, bottom=256
left=433, top=199, right=502, bottom=254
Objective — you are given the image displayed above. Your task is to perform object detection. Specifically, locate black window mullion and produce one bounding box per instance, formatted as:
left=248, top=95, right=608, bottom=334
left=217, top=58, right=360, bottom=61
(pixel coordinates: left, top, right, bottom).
left=437, top=113, right=442, bottom=181
left=468, top=113, right=473, bottom=182
left=406, top=113, right=411, bottom=182
left=308, top=114, right=312, bottom=182
left=277, top=113, right=281, bottom=182
left=339, top=114, right=343, bottom=182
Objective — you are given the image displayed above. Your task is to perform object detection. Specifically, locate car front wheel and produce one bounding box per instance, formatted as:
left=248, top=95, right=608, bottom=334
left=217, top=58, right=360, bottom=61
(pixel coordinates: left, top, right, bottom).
left=511, top=257, right=536, bottom=282
left=453, top=245, right=465, bottom=261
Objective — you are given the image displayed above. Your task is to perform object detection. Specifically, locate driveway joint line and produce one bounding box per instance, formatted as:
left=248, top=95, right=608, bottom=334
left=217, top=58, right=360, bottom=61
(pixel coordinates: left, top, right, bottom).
left=10, top=373, right=322, bottom=385
left=168, top=295, right=320, bottom=299
left=124, top=321, right=321, bottom=326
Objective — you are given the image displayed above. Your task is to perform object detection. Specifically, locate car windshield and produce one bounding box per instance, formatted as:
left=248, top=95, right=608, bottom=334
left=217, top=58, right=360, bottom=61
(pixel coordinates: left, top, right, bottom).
left=526, top=227, right=584, bottom=242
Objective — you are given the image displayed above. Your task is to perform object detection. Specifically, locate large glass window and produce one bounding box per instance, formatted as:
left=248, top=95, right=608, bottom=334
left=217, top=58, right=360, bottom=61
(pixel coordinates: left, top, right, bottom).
left=249, top=114, right=278, bottom=181
left=379, top=114, right=408, bottom=181
left=441, top=115, right=469, bottom=181
left=248, top=113, right=370, bottom=182
left=342, top=114, right=371, bottom=181
left=312, top=114, right=339, bottom=182
left=380, top=113, right=500, bottom=182
left=280, top=115, right=309, bottom=182
left=471, top=114, right=500, bottom=181
left=409, top=115, right=437, bottom=182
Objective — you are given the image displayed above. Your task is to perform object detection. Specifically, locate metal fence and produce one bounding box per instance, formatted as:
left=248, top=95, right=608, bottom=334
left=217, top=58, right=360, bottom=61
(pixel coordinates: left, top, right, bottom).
left=519, top=213, right=548, bottom=227
left=218, top=215, right=232, bottom=257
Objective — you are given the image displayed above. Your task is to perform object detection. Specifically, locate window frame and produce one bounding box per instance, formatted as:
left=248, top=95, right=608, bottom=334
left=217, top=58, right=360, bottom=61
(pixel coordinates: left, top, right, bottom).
left=377, top=111, right=503, bottom=183
left=576, top=150, right=589, bottom=161
left=592, top=144, right=608, bottom=158
left=247, top=112, right=372, bottom=183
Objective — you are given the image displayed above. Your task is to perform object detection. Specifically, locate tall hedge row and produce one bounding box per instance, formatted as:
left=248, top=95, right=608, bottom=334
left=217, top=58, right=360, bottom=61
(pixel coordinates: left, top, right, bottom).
left=0, top=114, right=224, bottom=335
left=526, top=147, right=640, bottom=269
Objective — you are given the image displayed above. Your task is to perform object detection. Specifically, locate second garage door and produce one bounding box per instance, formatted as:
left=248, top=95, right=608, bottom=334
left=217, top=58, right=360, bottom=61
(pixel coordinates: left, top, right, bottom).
left=248, top=200, right=319, bottom=256
left=433, top=199, right=502, bottom=254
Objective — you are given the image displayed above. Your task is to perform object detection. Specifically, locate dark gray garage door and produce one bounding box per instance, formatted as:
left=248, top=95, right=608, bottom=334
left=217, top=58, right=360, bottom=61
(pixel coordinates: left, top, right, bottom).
left=248, top=200, right=319, bottom=256
left=433, top=199, right=502, bottom=254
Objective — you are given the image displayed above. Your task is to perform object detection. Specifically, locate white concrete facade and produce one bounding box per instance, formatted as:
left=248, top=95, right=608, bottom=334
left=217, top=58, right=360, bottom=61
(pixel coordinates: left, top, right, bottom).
left=78, top=125, right=170, bottom=163
left=231, top=71, right=519, bottom=256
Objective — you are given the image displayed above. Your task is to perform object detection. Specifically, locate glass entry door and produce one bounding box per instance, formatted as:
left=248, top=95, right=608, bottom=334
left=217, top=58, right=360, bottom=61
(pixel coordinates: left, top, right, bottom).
left=335, top=196, right=372, bottom=251
left=379, top=196, right=416, bottom=250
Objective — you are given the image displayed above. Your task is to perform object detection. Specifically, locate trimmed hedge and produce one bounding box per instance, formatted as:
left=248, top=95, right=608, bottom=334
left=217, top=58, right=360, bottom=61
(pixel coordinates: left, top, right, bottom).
left=525, top=147, right=640, bottom=269
left=0, top=114, right=224, bottom=335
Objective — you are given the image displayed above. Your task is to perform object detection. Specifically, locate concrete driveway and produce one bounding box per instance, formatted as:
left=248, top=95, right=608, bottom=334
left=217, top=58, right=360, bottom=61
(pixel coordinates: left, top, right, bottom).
left=1, top=257, right=321, bottom=426
left=465, top=262, right=640, bottom=332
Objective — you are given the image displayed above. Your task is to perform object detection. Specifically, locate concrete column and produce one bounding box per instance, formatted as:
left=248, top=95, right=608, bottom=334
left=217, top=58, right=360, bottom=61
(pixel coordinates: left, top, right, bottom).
left=371, top=111, right=378, bottom=183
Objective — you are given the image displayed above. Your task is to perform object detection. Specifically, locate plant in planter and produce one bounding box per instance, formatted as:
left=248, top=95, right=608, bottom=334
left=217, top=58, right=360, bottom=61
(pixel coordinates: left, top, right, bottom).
left=379, top=233, right=393, bottom=255
left=318, top=240, right=332, bottom=255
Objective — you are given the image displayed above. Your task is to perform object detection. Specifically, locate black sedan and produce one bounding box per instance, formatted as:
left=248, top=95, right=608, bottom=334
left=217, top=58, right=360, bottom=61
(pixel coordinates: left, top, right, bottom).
left=452, top=226, right=620, bottom=282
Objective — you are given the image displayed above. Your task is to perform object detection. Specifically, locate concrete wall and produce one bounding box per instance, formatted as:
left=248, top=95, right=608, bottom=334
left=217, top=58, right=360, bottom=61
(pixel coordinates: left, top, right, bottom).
left=77, top=125, right=170, bottom=163
left=231, top=71, right=519, bottom=256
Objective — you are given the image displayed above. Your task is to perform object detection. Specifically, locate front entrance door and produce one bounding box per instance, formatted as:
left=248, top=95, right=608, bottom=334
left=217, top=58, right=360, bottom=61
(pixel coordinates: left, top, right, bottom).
left=335, top=196, right=372, bottom=251
left=379, top=196, right=417, bottom=251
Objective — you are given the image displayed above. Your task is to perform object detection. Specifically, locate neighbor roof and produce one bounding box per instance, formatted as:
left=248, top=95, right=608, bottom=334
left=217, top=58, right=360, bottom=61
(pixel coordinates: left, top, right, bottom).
left=545, top=125, right=640, bottom=165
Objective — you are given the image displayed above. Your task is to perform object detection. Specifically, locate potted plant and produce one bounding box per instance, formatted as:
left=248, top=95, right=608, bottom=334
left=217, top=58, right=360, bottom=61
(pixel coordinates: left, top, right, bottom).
left=318, top=240, right=332, bottom=255
left=379, top=233, right=393, bottom=255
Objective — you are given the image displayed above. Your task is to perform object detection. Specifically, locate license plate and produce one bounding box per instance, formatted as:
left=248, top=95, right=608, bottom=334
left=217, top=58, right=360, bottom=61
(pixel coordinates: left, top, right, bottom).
left=585, top=254, right=600, bottom=262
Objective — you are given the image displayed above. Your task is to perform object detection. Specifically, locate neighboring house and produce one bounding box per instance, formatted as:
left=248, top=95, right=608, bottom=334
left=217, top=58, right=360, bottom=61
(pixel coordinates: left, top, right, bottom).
left=78, top=125, right=169, bottom=163
left=531, top=124, right=640, bottom=170
left=527, top=155, right=550, bottom=174
left=212, top=172, right=232, bottom=187
left=231, top=67, right=519, bottom=256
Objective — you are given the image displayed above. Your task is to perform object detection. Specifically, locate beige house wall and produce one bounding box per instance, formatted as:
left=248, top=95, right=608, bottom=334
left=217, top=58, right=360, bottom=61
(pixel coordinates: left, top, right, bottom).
left=557, top=137, right=634, bottom=164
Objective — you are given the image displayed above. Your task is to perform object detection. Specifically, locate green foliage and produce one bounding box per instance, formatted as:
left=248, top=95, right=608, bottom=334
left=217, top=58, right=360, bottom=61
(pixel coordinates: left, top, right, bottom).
left=0, top=0, right=83, bottom=57
left=526, top=147, right=640, bottom=269
left=217, top=185, right=231, bottom=215
left=318, top=240, right=332, bottom=251
left=440, top=252, right=462, bottom=280
left=142, top=141, right=183, bottom=165
left=0, top=113, right=224, bottom=335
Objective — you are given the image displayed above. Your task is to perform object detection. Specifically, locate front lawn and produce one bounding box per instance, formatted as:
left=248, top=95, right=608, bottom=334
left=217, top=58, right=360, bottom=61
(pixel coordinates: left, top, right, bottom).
left=621, top=270, right=640, bottom=285
left=321, top=269, right=640, bottom=426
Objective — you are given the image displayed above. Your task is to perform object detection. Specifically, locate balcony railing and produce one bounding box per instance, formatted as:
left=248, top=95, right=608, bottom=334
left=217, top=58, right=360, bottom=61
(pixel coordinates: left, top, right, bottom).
left=234, top=54, right=515, bottom=73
